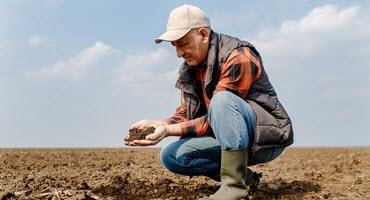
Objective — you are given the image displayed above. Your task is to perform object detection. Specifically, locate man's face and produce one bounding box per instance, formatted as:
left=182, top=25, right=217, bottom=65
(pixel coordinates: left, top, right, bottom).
left=171, top=28, right=209, bottom=66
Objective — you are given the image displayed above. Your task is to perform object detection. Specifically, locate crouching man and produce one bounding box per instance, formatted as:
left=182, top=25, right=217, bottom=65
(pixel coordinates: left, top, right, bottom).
left=125, top=4, right=294, bottom=200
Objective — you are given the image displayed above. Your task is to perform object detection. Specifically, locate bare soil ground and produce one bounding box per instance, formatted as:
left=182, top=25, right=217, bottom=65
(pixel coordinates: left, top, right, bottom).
left=0, top=148, right=369, bottom=200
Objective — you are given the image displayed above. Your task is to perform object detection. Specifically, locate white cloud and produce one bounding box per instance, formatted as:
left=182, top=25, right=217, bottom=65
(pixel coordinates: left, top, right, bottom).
left=36, top=41, right=116, bottom=80
left=30, top=42, right=180, bottom=84
left=116, top=48, right=180, bottom=85
left=29, top=35, right=49, bottom=47
left=251, top=4, right=365, bottom=59
left=280, top=4, right=359, bottom=34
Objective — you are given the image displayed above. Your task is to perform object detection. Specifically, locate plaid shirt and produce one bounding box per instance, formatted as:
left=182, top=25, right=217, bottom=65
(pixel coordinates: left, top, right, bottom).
left=165, top=47, right=262, bottom=137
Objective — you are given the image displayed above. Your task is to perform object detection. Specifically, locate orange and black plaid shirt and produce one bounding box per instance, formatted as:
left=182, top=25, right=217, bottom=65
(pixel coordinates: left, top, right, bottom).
left=165, top=47, right=263, bottom=137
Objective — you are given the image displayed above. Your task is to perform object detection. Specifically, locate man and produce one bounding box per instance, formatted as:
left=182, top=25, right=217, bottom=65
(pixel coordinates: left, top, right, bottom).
left=124, top=4, right=293, bottom=200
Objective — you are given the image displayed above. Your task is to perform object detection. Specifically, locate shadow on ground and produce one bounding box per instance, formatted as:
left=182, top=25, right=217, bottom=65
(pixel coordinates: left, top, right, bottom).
left=91, top=174, right=320, bottom=200
left=91, top=174, right=218, bottom=200
left=253, top=179, right=321, bottom=199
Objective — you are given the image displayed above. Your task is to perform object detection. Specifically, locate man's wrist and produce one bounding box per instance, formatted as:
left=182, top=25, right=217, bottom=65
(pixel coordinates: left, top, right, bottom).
left=165, top=124, right=182, bottom=137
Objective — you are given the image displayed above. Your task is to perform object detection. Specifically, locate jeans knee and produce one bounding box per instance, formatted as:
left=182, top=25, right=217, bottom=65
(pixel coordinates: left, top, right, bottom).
left=160, top=144, right=174, bottom=171
left=160, top=142, right=186, bottom=173
left=209, top=91, right=234, bottom=113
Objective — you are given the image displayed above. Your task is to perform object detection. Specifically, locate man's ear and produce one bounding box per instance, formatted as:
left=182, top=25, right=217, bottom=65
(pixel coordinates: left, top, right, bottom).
left=198, top=28, right=209, bottom=43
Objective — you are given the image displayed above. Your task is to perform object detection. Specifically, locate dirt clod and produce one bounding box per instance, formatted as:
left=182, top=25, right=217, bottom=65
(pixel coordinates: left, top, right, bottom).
left=127, top=126, right=155, bottom=141
left=1, top=192, right=15, bottom=200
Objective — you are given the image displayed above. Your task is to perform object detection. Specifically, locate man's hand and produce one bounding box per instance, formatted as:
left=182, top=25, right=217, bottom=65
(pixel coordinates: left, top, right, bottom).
left=124, top=125, right=168, bottom=146
left=129, top=119, right=167, bottom=131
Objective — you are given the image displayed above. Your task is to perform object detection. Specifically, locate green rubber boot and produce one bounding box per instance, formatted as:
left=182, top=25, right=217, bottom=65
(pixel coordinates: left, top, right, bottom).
left=199, top=149, right=251, bottom=200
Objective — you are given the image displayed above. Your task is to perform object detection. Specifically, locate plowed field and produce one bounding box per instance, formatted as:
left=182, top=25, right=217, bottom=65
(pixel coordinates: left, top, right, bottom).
left=1, top=148, right=369, bottom=199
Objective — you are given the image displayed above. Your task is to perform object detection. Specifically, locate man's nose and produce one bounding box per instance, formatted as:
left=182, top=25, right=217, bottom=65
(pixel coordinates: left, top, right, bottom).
left=176, top=47, right=184, bottom=58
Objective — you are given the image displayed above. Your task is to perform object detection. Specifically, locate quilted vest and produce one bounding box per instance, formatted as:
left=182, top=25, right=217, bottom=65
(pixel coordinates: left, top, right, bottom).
left=175, top=31, right=294, bottom=153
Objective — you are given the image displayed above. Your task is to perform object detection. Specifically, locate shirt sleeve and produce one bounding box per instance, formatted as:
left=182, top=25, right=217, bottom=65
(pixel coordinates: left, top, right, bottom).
left=215, top=47, right=262, bottom=99
left=163, top=91, right=188, bottom=125
left=164, top=91, right=212, bottom=137
left=176, top=115, right=211, bottom=137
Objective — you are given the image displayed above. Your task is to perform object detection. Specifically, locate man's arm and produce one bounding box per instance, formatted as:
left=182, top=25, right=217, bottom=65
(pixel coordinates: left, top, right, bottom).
left=126, top=89, right=211, bottom=146
left=126, top=115, right=211, bottom=146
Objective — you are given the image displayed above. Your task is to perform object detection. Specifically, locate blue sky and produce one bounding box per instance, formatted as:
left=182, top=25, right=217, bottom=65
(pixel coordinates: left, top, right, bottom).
left=1, top=0, right=369, bottom=147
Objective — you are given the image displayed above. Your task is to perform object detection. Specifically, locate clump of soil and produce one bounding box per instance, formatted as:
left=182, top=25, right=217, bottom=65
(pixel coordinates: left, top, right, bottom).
left=127, top=126, right=155, bottom=141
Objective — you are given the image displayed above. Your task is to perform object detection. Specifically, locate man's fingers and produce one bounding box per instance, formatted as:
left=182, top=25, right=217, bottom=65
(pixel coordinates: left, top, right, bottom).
left=129, top=123, right=140, bottom=131
left=146, top=126, right=166, bottom=141
left=130, top=119, right=161, bottom=131
left=132, top=139, right=158, bottom=146
left=133, top=139, right=156, bottom=145
left=130, top=120, right=145, bottom=130
left=145, top=132, right=159, bottom=140
left=123, top=134, right=132, bottom=144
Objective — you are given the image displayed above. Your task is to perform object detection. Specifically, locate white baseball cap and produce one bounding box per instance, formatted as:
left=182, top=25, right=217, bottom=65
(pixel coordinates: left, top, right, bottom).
left=155, top=4, right=210, bottom=44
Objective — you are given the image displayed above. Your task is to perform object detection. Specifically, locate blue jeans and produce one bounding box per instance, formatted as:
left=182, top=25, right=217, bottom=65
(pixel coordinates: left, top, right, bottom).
left=160, top=91, right=284, bottom=181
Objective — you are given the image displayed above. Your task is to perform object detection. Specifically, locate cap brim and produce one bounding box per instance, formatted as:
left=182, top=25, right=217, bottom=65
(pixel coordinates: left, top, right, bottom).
left=155, top=28, right=191, bottom=44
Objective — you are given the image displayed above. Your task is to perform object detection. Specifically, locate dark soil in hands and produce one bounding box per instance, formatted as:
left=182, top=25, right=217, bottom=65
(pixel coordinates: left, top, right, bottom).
left=127, top=126, right=155, bottom=141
